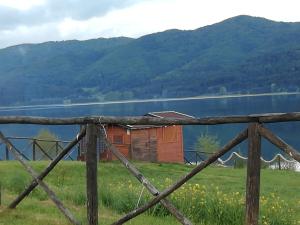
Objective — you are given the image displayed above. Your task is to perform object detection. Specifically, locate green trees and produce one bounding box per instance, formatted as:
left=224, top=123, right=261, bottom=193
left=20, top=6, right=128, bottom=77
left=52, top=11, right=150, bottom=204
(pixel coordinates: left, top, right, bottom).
left=194, top=133, right=248, bottom=168
left=33, top=129, right=59, bottom=160
left=194, top=132, right=220, bottom=157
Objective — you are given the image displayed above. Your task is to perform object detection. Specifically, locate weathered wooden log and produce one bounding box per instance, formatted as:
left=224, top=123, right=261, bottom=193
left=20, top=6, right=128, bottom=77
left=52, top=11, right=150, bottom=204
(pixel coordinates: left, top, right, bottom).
left=259, top=126, right=300, bottom=163
left=100, top=130, right=193, bottom=225
left=86, top=124, right=98, bottom=225
left=0, top=132, right=80, bottom=225
left=0, top=112, right=299, bottom=125
left=111, top=128, right=248, bottom=225
left=3, top=143, right=30, bottom=161
left=7, top=136, right=72, bottom=143
left=8, top=128, right=86, bottom=209
left=258, top=112, right=300, bottom=123
left=57, top=143, right=74, bottom=160
left=245, top=123, right=261, bottom=225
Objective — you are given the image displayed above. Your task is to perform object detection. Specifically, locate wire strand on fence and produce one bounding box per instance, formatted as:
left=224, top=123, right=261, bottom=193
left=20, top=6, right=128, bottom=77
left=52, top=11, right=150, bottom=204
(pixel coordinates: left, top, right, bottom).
left=217, top=152, right=297, bottom=165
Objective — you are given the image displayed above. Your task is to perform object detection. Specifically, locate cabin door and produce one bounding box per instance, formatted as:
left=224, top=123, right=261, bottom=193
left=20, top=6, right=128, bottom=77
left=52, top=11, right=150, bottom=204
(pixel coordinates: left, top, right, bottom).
left=131, top=129, right=157, bottom=162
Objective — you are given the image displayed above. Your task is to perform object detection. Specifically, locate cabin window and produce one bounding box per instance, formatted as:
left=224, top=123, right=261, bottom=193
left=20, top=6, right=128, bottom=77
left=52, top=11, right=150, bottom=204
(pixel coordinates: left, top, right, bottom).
left=163, top=126, right=177, bottom=142
left=113, top=135, right=124, bottom=144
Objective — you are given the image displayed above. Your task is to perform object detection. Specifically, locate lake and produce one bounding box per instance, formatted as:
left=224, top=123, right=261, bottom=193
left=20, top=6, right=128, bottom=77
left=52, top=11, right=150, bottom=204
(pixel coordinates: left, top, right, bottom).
left=0, top=93, right=300, bottom=161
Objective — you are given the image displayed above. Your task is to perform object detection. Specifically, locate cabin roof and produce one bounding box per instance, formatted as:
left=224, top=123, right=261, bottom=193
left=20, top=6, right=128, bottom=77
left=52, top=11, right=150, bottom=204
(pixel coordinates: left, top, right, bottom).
left=124, top=124, right=161, bottom=129
left=122, top=111, right=194, bottom=130
left=146, top=111, right=195, bottom=119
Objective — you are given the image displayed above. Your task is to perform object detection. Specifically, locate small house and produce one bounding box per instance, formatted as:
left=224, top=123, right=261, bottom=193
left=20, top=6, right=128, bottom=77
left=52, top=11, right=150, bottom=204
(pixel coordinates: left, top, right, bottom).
left=79, top=111, right=194, bottom=163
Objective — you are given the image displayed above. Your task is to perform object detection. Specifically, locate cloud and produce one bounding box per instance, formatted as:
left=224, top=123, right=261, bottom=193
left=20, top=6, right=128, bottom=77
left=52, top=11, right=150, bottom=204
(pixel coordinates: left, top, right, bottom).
left=57, top=0, right=300, bottom=40
left=0, top=0, right=142, bottom=30
left=0, top=0, right=44, bottom=11
left=0, top=23, right=60, bottom=48
left=0, top=0, right=300, bottom=49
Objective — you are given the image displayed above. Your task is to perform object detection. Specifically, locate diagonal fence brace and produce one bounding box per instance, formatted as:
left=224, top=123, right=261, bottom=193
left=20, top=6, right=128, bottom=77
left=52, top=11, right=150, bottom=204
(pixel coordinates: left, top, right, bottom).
left=7, top=128, right=86, bottom=209
left=5, top=142, right=30, bottom=160
left=100, top=129, right=193, bottom=225
left=111, top=128, right=248, bottom=225
left=57, top=143, right=74, bottom=160
left=0, top=132, right=81, bottom=225
left=259, top=126, right=300, bottom=162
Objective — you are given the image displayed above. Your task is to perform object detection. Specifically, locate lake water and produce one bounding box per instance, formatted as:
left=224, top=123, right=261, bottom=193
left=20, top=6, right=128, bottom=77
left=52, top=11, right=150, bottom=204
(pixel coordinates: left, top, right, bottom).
left=0, top=93, right=300, bottom=161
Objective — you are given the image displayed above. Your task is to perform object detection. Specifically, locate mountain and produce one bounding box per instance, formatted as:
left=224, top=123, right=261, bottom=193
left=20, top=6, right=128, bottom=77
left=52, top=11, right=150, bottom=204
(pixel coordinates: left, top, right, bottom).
left=0, top=15, right=300, bottom=105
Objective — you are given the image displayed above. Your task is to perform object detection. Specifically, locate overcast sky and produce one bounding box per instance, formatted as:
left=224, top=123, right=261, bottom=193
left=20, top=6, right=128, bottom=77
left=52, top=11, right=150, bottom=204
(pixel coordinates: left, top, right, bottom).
left=0, top=0, right=300, bottom=49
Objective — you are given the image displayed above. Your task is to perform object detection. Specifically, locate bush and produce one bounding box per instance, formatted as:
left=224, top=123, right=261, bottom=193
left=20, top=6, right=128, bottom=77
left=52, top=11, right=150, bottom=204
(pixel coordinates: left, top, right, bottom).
left=194, top=132, right=220, bottom=158
left=33, top=129, right=59, bottom=160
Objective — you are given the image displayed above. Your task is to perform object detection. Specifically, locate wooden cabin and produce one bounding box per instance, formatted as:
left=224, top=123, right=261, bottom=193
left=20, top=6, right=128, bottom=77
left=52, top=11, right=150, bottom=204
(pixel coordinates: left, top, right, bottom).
left=79, top=111, right=194, bottom=163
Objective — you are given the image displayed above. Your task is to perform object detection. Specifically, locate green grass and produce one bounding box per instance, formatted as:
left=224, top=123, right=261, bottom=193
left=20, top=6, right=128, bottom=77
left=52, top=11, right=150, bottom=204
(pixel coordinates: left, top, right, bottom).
left=0, top=161, right=299, bottom=225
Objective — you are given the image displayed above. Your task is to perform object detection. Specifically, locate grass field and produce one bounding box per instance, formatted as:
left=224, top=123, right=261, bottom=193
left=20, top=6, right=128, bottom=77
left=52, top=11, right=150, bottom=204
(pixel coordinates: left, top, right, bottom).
left=0, top=161, right=299, bottom=225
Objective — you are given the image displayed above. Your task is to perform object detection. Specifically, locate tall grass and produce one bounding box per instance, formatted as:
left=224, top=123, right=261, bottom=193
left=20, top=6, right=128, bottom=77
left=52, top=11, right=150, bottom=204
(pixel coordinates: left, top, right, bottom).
left=0, top=161, right=299, bottom=225
left=99, top=178, right=297, bottom=225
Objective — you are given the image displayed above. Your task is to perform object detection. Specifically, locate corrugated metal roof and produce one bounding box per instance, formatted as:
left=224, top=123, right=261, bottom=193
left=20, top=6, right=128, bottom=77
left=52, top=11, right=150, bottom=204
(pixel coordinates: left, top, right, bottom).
left=123, top=111, right=194, bottom=129
left=146, top=111, right=195, bottom=119
left=124, top=124, right=162, bottom=130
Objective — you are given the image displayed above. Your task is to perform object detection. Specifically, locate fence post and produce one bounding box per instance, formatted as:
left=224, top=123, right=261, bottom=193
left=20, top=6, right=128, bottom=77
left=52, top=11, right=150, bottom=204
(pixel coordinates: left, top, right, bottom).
left=245, top=123, right=261, bottom=225
left=86, top=124, right=98, bottom=225
left=32, top=140, right=36, bottom=161
left=77, top=143, right=80, bottom=160
left=56, top=141, right=59, bottom=156
left=5, top=145, right=9, bottom=160
left=277, top=155, right=281, bottom=170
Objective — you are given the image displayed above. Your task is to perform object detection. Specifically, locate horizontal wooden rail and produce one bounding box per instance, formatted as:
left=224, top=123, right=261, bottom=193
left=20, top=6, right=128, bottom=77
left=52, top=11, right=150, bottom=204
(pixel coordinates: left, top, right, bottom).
left=6, top=136, right=72, bottom=143
left=0, top=112, right=299, bottom=125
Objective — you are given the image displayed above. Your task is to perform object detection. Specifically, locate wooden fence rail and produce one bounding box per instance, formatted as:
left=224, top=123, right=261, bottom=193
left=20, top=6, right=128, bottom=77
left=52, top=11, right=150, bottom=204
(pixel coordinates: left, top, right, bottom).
left=0, top=113, right=299, bottom=225
left=0, top=112, right=299, bottom=125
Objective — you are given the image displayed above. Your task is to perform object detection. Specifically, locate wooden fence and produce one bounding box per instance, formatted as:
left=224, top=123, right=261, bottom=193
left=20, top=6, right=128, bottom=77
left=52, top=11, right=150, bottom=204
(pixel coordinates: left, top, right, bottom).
left=0, top=112, right=299, bottom=225
left=1, top=136, right=78, bottom=161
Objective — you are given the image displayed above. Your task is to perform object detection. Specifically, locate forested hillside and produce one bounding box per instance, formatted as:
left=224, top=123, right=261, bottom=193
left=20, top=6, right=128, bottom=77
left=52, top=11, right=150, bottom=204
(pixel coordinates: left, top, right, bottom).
left=0, top=15, right=300, bottom=105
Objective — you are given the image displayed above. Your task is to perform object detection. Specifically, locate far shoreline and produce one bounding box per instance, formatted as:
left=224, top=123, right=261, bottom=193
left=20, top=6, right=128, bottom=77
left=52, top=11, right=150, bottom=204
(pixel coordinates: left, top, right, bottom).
left=0, top=91, right=299, bottom=112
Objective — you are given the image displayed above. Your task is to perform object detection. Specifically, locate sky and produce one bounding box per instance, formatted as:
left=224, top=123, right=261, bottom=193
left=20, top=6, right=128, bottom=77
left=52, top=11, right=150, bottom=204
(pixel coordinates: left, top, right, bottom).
left=0, top=0, right=300, bottom=49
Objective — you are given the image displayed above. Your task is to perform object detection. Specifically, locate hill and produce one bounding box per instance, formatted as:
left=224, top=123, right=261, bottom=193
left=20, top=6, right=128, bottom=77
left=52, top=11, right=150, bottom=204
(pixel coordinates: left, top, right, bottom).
left=0, top=15, right=300, bottom=105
